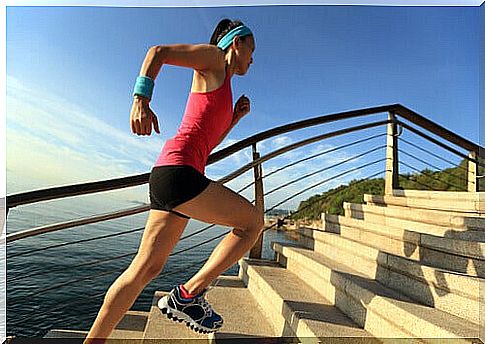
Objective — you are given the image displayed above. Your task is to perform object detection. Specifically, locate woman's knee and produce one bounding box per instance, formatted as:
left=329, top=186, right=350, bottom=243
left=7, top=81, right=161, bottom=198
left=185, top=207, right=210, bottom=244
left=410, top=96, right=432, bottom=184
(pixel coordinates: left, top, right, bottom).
left=145, top=264, right=164, bottom=281
left=246, top=208, right=265, bottom=236
left=129, top=255, right=164, bottom=282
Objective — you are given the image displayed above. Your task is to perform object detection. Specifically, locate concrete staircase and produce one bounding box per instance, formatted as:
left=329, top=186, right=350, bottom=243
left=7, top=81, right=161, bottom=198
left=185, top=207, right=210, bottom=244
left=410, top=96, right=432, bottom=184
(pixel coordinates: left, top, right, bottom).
left=45, top=190, right=484, bottom=343
left=287, top=190, right=483, bottom=342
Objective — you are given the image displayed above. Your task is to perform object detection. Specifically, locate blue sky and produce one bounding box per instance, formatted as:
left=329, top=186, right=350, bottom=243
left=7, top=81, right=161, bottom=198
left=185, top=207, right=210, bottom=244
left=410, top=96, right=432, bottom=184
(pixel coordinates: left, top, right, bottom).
left=5, top=3, right=482, bottom=210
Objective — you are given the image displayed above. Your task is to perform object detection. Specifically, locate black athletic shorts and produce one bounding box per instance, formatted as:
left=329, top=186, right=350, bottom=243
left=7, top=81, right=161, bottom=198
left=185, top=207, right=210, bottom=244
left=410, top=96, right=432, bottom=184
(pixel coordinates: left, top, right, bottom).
left=149, top=165, right=212, bottom=219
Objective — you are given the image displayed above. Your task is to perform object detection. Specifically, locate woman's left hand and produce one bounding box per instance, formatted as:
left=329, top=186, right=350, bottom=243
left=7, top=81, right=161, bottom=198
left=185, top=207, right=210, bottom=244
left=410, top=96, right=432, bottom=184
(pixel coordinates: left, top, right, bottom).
left=233, top=95, right=251, bottom=123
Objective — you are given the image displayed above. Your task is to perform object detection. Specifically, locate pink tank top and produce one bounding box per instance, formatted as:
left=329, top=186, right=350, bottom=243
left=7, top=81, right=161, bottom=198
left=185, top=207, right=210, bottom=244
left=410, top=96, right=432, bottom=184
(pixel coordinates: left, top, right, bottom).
left=154, top=66, right=233, bottom=175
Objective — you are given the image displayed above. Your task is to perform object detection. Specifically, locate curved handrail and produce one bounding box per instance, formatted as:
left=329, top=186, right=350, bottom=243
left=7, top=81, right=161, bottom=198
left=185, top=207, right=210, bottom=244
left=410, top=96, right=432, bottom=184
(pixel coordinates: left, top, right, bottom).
left=6, top=120, right=388, bottom=242
left=5, top=104, right=394, bottom=210
left=6, top=103, right=481, bottom=212
left=392, top=104, right=479, bottom=152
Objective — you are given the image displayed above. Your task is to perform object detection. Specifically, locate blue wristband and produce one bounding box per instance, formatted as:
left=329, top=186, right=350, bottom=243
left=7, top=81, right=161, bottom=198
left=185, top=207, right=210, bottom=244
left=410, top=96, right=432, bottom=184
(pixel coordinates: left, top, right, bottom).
left=133, top=76, right=154, bottom=100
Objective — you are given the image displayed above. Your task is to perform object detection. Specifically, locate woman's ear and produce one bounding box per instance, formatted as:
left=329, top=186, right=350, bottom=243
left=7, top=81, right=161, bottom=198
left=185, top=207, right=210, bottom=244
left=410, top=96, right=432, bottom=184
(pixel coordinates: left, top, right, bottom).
left=231, top=36, right=242, bottom=50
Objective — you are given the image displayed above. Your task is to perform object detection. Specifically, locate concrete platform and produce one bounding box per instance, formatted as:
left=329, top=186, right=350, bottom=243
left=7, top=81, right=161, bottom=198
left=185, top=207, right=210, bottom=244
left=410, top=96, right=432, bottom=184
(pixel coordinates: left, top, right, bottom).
left=143, top=275, right=277, bottom=342
left=45, top=310, right=149, bottom=343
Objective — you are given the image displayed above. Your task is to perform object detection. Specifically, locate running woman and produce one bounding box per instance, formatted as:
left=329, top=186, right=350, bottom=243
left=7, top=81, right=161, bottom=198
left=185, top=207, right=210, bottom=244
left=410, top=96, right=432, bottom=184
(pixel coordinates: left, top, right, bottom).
left=84, top=19, right=259, bottom=343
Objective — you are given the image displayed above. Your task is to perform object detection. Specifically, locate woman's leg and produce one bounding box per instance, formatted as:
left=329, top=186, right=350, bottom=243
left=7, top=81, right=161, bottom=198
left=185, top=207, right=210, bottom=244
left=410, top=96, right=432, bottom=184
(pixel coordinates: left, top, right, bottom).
left=171, top=181, right=264, bottom=295
left=83, top=210, right=189, bottom=344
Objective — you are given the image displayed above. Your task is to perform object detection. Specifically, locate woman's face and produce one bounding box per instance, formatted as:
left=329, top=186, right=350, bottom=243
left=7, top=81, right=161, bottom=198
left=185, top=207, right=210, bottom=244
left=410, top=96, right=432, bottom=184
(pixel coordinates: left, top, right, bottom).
left=235, top=35, right=255, bottom=75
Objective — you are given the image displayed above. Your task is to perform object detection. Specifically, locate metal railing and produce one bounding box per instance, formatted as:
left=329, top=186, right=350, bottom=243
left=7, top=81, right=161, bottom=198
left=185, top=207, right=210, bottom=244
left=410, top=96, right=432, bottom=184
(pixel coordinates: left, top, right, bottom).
left=6, top=103, right=484, bottom=337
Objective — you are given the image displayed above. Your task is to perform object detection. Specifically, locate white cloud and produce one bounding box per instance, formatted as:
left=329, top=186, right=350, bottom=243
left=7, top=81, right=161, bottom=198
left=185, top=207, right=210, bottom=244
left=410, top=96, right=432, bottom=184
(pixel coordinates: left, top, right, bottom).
left=6, top=75, right=163, bottom=202
left=206, top=138, right=253, bottom=178
left=271, top=135, right=293, bottom=148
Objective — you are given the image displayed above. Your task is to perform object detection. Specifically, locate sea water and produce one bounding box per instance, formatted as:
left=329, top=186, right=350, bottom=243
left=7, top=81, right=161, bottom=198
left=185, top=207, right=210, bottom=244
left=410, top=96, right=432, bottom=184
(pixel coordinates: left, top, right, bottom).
left=6, top=196, right=297, bottom=337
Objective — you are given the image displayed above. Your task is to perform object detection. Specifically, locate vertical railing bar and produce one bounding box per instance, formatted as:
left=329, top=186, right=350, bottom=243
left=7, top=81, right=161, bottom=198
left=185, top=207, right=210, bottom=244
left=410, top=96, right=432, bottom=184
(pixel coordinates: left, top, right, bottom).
left=468, top=150, right=479, bottom=192
left=249, top=143, right=264, bottom=259
left=385, top=111, right=399, bottom=194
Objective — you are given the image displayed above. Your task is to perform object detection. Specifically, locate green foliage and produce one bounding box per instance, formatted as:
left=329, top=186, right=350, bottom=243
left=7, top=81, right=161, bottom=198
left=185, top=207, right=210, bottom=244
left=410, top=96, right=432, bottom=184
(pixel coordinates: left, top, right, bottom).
left=292, top=159, right=469, bottom=220
left=398, top=159, right=467, bottom=191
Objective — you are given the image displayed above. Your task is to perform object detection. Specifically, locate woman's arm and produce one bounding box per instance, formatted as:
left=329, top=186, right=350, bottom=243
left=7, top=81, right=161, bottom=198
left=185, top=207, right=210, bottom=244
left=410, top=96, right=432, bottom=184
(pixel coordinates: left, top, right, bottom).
left=215, top=95, right=251, bottom=148
left=131, top=44, right=226, bottom=136
left=138, top=44, right=224, bottom=81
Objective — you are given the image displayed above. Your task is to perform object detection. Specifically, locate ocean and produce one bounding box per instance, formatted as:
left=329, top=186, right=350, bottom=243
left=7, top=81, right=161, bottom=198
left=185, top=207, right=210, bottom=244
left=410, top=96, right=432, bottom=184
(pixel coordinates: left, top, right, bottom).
left=6, top=194, right=297, bottom=338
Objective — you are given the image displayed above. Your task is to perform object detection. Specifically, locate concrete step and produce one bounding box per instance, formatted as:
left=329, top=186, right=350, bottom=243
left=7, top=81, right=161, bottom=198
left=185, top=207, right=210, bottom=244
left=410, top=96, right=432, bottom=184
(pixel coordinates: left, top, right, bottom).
left=364, top=193, right=484, bottom=214
left=343, top=202, right=485, bottom=241
left=390, top=190, right=484, bottom=202
left=143, top=275, right=277, bottom=342
left=365, top=194, right=484, bottom=217
left=296, top=226, right=481, bottom=324
left=237, top=257, right=375, bottom=342
left=44, top=310, right=149, bottom=342
left=320, top=214, right=485, bottom=278
left=322, top=213, right=485, bottom=261
left=271, top=242, right=480, bottom=342
left=352, top=201, right=485, bottom=230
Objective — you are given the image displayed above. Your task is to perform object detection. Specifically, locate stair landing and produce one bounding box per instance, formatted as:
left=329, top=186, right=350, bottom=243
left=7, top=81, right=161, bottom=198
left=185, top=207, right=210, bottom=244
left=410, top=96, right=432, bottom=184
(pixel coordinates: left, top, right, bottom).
left=144, top=275, right=277, bottom=341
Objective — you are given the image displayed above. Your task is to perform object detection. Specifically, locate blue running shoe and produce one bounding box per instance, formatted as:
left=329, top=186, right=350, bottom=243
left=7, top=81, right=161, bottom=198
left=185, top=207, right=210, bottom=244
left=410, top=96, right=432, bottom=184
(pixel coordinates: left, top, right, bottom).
left=157, top=285, right=223, bottom=334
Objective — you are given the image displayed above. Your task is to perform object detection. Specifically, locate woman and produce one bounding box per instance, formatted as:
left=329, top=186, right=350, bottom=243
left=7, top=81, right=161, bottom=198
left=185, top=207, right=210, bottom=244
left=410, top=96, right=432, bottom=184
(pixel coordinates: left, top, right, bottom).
left=84, top=19, right=260, bottom=343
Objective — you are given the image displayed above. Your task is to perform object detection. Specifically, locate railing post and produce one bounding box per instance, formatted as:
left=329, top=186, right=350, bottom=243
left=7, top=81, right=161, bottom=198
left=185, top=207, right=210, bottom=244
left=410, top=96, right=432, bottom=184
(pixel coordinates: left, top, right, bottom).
left=468, top=150, right=478, bottom=192
left=385, top=111, right=399, bottom=195
left=249, top=143, right=264, bottom=259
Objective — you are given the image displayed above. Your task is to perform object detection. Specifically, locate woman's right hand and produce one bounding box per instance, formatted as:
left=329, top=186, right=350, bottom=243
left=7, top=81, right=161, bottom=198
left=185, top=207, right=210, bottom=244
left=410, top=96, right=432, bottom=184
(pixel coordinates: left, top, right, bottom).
left=130, top=96, right=160, bottom=135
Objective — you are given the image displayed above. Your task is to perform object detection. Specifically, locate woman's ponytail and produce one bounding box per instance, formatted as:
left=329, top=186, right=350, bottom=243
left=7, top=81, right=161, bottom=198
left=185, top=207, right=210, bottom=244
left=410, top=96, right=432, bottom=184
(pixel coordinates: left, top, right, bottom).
left=209, top=19, right=246, bottom=50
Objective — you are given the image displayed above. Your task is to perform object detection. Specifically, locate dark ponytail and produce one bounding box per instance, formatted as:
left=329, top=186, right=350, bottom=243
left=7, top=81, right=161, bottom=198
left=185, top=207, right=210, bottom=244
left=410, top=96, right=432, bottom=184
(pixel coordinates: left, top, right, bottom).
left=210, top=19, right=250, bottom=51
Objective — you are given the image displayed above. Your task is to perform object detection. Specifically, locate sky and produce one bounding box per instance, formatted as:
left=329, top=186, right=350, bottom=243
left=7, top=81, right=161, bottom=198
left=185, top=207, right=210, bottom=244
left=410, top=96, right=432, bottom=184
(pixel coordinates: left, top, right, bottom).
left=3, top=2, right=484, bottom=213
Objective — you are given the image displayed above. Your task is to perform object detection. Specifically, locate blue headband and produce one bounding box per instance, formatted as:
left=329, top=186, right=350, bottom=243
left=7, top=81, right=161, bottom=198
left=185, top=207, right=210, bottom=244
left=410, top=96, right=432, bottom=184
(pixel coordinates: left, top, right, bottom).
left=217, top=25, right=253, bottom=50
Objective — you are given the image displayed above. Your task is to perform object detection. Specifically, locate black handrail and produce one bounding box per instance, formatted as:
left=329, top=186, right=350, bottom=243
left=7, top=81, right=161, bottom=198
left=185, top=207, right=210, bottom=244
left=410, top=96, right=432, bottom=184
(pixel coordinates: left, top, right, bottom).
left=6, top=174, right=149, bottom=213
left=3, top=105, right=387, bottom=210
left=5, top=105, right=392, bottom=211
left=6, top=104, right=481, bottom=212
left=7, top=104, right=483, bottom=214
left=392, top=104, right=479, bottom=152
left=6, top=120, right=389, bottom=242
left=209, top=104, right=398, bottom=162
